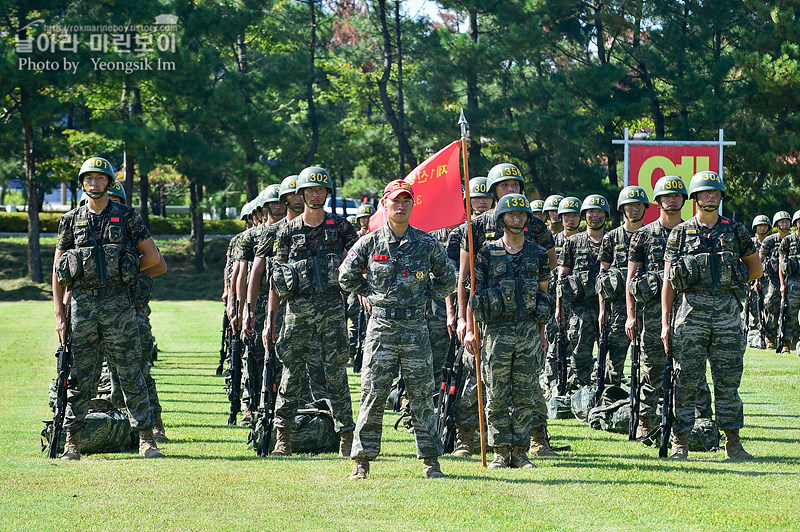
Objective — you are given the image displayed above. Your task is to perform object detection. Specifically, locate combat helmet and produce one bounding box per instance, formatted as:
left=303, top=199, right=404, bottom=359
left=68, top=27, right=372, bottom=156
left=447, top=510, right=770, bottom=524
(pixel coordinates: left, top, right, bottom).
left=617, top=186, right=649, bottom=210
left=356, top=204, right=376, bottom=219
left=486, top=163, right=525, bottom=197
left=531, top=199, right=544, bottom=213
left=772, top=211, right=790, bottom=227
left=469, top=177, right=493, bottom=199
left=494, top=193, right=532, bottom=223
left=652, top=175, right=688, bottom=200
left=581, top=194, right=610, bottom=215
left=557, top=196, right=582, bottom=217
left=543, top=195, right=563, bottom=212
left=107, top=181, right=127, bottom=204
left=79, top=156, right=116, bottom=199
left=296, top=166, right=332, bottom=209
left=688, top=171, right=725, bottom=199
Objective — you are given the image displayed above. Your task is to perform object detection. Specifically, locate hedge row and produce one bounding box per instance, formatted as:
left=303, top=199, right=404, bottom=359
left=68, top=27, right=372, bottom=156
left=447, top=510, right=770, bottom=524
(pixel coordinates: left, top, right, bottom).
left=0, top=212, right=244, bottom=235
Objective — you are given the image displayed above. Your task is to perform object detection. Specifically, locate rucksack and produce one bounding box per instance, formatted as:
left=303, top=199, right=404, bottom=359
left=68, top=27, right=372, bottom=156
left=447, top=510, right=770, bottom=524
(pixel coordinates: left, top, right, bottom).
left=42, top=398, right=137, bottom=455
left=251, top=399, right=339, bottom=454
left=587, top=385, right=631, bottom=434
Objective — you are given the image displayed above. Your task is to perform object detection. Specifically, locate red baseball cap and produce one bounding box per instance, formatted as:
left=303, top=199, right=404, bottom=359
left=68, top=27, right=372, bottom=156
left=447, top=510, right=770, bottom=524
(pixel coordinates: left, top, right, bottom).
left=383, top=179, right=414, bottom=200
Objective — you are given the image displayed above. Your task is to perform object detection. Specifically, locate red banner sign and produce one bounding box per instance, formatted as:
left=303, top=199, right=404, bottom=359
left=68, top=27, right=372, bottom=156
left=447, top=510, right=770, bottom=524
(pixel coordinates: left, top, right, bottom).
left=369, top=140, right=466, bottom=232
left=629, top=145, right=718, bottom=224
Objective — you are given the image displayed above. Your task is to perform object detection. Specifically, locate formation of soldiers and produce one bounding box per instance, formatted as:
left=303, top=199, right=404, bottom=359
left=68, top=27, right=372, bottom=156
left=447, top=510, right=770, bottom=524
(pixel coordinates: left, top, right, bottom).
left=218, top=160, right=770, bottom=478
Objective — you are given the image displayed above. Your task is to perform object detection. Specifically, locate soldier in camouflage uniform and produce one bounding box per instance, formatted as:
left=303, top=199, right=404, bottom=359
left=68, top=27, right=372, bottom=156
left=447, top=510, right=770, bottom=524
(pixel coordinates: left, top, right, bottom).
left=556, top=194, right=608, bottom=387
left=760, top=212, right=790, bottom=349
left=598, top=186, right=648, bottom=385
left=531, top=199, right=547, bottom=223
left=778, top=210, right=800, bottom=356
left=428, top=224, right=455, bottom=384
left=52, top=157, right=165, bottom=459
left=268, top=166, right=358, bottom=458
left=457, top=164, right=558, bottom=457
left=445, top=177, right=493, bottom=456
left=543, top=196, right=581, bottom=395
left=466, top=194, right=550, bottom=469
left=347, top=204, right=375, bottom=361
left=543, top=195, right=564, bottom=235
left=339, top=179, right=456, bottom=479
left=662, top=171, right=761, bottom=460
left=626, top=176, right=712, bottom=440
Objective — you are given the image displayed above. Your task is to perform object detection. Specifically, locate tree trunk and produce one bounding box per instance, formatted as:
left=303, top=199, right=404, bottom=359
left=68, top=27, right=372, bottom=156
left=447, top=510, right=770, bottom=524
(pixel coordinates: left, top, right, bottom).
left=395, top=0, right=406, bottom=176
left=237, top=34, right=259, bottom=200
left=376, top=0, right=416, bottom=174
left=304, top=0, right=320, bottom=166
left=189, top=181, right=205, bottom=272
left=466, top=7, right=480, bottom=173
left=21, top=90, right=43, bottom=283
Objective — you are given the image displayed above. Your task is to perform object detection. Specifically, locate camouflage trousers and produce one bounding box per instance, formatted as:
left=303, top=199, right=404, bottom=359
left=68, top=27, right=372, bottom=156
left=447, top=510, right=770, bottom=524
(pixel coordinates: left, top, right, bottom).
left=65, top=287, right=152, bottom=433
left=454, top=350, right=480, bottom=428
left=346, top=292, right=360, bottom=356
left=481, top=320, right=541, bottom=447
left=762, top=278, right=780, bottom=342
left=352, top=314, right=442, bottom=460
left=672, top=291, right=744, bottom=434
left=427, top=298, right=450, bottom=386
left=567, top=297, right=599, bottom=386
left=274, top=293, right=354, bottom=434
left=638, top=302, right=712, bottom=424
left=242, top=292, right=269, bottom=410
left=604, top=299, right=631, bottom=386
left=110, top=306, right=162, bottom=414
left=784, top=277, right=800, bottom=346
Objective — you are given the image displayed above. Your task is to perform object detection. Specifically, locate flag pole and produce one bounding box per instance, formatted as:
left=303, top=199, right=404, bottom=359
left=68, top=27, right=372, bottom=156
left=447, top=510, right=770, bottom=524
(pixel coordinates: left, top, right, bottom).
left=459, top=108, right=487, bottom=467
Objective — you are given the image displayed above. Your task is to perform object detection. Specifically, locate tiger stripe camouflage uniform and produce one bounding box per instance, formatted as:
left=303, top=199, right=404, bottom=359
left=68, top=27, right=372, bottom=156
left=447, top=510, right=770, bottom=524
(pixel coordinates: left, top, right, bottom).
left=461, top=209, right=554, bottom=432
left=760, top=233, right=783, bottom=344
left=778, top=233, right=800, bottom=353
left=428, top=227, right=454, bottom=383
left=339, top=224, right=456, bottom=461
left=543, top=230, right=567, bottom=392
left=272, top=212, right=358, bottom=437
left=56, top=202, right=154, bottom=435
left=558, top=232, right=601, bottom=386
left=473, top=238, right=550, bottom=449
left=665, top=216, right=755, bottom=436
left=599, top=226, right=634, bottom=385
left=629, top=221, right=712, bottom=429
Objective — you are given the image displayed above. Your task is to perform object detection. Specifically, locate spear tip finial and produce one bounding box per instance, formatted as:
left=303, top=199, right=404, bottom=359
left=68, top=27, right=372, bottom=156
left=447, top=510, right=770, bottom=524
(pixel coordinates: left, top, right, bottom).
left=458, top=107, right=467, bottom=126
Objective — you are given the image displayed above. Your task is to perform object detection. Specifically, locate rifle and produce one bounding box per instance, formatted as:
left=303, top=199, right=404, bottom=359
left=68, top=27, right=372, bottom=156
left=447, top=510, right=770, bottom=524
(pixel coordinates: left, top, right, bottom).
left=353, top=305, right=367, bottom=374
left=227, top=297, right=243, bottom=425
left=556, top=298, right=568, bottom=396
left=776, top=291, right=788, bottom=353
left=392, top=372, right=406, bottom=413
left=756, top=281, right=767, bottom=350
left=595, top=299, right=610, bottom=405
left=652, top=307, right=676, bottom=458
left=49, top=306, right=72, bottom=459
left=217, top=310, right=230, bottom=376
left=436, top=334, right=464, bottom=453
left=629, top=268, right=643, bottom=441
left=743, top=281, right=751, bottom=338
left=256, top=311, right=279, bottom=457
left=244, top=303, right=260, bottom=414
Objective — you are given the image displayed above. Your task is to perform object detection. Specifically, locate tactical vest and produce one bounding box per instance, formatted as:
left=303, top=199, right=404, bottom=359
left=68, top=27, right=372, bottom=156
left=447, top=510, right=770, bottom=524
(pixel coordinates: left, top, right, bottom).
left=629, top=221, right=669, bottom=304
left=780, top=233, right=800, bottom=278
left=282, top=212, right=345, bottom=295
left=564, top=231, right=601, bottom=300
left=470, top=239, right=552, bottom=323
left=606, top=226, right=633, bottom=269
left=670, top=217, right=749, bottom=293
left=761, top=233, right=781, bottom=280
left=56, top=202, right=139, bottom=289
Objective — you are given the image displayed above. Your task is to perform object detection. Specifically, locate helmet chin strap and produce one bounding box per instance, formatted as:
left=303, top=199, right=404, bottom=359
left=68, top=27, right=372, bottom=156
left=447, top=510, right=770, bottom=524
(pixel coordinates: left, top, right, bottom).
left=303, top=192, right=326, bottom=209
left=698, top=203, right=719, bottom=212
left=83, top=182, right=109, bottom=200
left=586, top=216, right=605, bottom=230
left=625, top=213, right=645, bottom=223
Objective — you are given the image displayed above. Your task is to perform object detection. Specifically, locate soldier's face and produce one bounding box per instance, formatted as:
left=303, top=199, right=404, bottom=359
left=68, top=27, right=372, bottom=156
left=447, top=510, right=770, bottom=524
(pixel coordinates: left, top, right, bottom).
left=285, top=192, right=304, bottom=212
left=470, top=197, right=493, bottom=214
left=658, top=193, right=684, bottom=213
left=585, top=209, right=606, bottom=229
left=82, top=172, right=109, bottom=196
left=548, top=210, right=561, bottom=224
left=755, top=224, right=770, bottom=236
left=384, top=193, right=413, bottom=223
left=777, top=220, right=790, bottom=232
left=562, top=212, right=580, bottom=230
left=358, top=216, right=370, bottom=229
left=502, top=211, right=527, bottom=234
left=622, top=202, right=645, bottom=222
left=303, top=186, right=328, bottom=208
left=696, top=190, right=721, bottom=210
left=532, top=211, right=547, bottom=222
left=495, top=180, right=520, bottom=198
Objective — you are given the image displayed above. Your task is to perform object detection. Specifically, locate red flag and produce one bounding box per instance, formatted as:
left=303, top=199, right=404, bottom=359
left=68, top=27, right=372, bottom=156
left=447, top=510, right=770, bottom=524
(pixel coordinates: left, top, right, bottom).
left=369, top=140, right=465, bottom=233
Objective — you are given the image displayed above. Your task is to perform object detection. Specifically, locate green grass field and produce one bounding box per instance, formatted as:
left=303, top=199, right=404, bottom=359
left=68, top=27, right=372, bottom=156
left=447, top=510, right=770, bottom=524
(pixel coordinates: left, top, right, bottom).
left=1, top=299, right=799, bottom=531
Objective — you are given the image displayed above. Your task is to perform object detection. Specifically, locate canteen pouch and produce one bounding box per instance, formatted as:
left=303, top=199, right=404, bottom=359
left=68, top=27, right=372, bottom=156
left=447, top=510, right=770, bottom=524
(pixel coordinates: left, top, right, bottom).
left=557, top=275, right=582, bottom=304
left=470, top=287, right=504, bottom=323
left=117, top=247, right=141, bottom=284
left=596, top=267, right=624, bottom=300
left=55, top=249, right=83, bottom=288
left=669, top=255, right=700, bottom=291
left=578, top=270, right=596, bottom=297
left=534, top=291, right=554, bottom=324
left=131, top=275, right=153, bottom=309
left=780, top=256, right=798, bottom=277
left=325, top=253, right=343, bottom=291
left=273, top=262, right=299, bottom=299
left=79, top=247, right=100, bottom=287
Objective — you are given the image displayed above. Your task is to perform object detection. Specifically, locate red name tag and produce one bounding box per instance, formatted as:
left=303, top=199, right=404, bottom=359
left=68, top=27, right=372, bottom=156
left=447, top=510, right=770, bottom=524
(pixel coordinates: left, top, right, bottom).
left=373, top=254, right=389, bottom=261
left=523, top=226, right=528, bottom=232
left=111, top=217, right=120, bottom=222
left=721, top=219, right=730, bottom=224
left=326, top=219, right=335, bottom=225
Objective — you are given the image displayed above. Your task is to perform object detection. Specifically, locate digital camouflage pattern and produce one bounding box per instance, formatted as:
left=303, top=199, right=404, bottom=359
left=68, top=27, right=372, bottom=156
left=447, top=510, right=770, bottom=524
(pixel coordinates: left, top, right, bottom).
left=339, top=224, right=456, bottom=460
left=599, top=225, right=635, bottom=385
left=665, top=216, right=755, bottom=435
left=543, top=230, right=568, bottom=392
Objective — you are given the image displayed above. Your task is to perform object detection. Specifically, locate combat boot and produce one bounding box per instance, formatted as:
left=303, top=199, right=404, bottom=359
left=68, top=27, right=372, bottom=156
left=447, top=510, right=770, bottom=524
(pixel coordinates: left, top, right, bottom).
left=636, top=418, right=653, bottom=443
left=152, top=411, right=169, bottom=443
left=529, top=426, right=558, bottom=457
left=339, top=431, right=353, bottom=458
left=452, top=425, right=475, bottom=457
left=139, top=429, right=164, bottom=458
left=488, top=446, right=511, bottom=469
left=270, top=427, right=292, bottom=457
left=422, top=457, right=445, bottom=478
left=766, top=339, right=776, bottom=350
left=239, top=407, right=253, bottom=427
left=510, top=446, right=535, bottom=469
left=348, top=458, right=369, bottom=480
left=60, top=430, right=82, bottom=460
left=669, top=432, right=689, bottom=460
left=723, top=429, right=754, bottom=460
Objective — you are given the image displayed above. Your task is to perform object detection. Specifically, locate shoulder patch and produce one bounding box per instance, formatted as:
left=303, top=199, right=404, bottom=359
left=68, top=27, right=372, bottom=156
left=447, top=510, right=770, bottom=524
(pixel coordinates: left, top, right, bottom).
left=721, top=219, right=730, bottom=224
left=347, top=249, right=358, bottom=262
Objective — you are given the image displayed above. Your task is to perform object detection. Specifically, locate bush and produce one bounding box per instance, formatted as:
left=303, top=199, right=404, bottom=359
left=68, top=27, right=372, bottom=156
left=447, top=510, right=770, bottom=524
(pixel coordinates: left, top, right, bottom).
left=0, top=212, right=244, bottom=235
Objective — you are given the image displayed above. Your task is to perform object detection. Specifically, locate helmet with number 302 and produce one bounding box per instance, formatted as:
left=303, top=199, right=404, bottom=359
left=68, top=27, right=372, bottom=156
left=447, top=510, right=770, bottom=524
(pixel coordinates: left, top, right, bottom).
left=486, top=163, right=525, bottom=197
left=617, top=186, right=649, bottom=210
left=494, top=193, right=532, bottom=222
left=296, top=166, right=333, bottom=192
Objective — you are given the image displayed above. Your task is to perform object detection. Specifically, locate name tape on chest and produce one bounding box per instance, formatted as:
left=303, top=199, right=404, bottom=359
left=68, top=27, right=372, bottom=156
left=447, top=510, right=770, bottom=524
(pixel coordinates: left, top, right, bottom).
left=372, top=254, right=389, bottom=262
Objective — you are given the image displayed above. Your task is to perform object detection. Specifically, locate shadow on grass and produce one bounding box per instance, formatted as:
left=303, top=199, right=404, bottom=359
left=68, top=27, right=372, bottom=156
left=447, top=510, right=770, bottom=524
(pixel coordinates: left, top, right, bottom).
left=440, top=474, right=699, bottom=488
left=158, top=390, right=223, bottom=396
left=551, top=453, right=800, bottom=473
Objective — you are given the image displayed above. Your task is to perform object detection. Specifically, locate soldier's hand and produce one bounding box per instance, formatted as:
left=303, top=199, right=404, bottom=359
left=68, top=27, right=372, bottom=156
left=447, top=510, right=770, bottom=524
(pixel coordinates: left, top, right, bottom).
left=243, top=312, right=254, bottom=337
left=660, top=324, right=670, bottom=351
left=625, top=316, right=637, bottom=341
left=456, top=318, right=467, bottom=344
left=263, top=322, right=275, bottom=347
left=446, top=309, right=457, bottom=337
left=463, top=329, right=477, bottom=356
left=227, top=304, right=238, bottom=333
left=540, top=336, right=548, bottom=352
left=55, top=314, right=68, bottom=344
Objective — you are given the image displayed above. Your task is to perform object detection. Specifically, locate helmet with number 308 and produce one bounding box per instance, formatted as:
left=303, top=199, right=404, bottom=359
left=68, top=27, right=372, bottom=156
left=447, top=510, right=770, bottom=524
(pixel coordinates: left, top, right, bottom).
left=688, top=170, right=725, bottom=199
left=617, top=186, right=649, bottom=210
left=652, top=175, right=688, bottom=200
left=486, top=163, right=525, bottom=197
left=494, top=193, right=532, bottom=222
left=296, top=166, right=333, bottom=192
